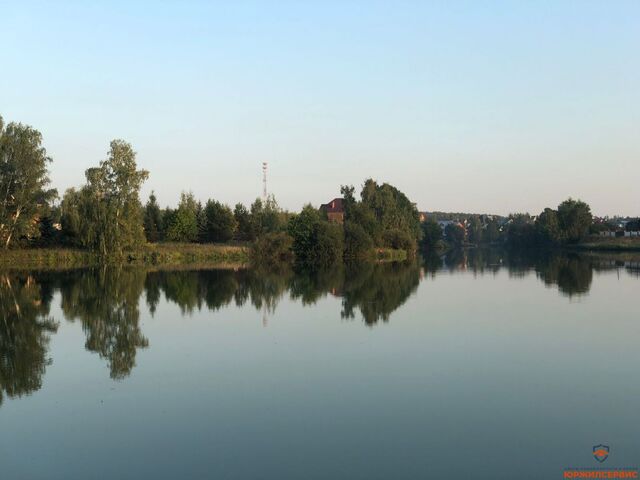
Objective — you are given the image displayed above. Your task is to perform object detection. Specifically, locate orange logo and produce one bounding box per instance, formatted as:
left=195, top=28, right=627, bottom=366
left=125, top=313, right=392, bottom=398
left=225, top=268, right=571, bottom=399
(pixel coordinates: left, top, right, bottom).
left=593, top=444, right=610, bottom=463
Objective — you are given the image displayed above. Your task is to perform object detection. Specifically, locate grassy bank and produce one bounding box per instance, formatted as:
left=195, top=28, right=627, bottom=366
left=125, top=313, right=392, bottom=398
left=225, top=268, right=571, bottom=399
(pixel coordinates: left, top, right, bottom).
left=573, top=236, right=640, bottom=252
left=0, top=243, right=412, bottom=269
left=0, top=243, right=250, bottom=269
left=374, top=248, right=408, bottom=262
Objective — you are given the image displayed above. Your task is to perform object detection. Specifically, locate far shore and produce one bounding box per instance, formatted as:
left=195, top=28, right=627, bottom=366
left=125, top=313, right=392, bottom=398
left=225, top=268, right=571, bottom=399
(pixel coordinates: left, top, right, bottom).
left=0, top=243, right=249, bottom=269
left=573, top=236, right=640, bottom=252
left=0, top=243, right=409, bottom=269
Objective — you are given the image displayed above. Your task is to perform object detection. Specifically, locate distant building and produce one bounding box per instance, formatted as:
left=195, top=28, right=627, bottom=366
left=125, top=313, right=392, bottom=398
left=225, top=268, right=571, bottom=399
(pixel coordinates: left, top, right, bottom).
left=320, top=198, right=345, bottom=224
left=419, top=212, right=428, bottom=222
left=437, top=220, right=456, bottom=230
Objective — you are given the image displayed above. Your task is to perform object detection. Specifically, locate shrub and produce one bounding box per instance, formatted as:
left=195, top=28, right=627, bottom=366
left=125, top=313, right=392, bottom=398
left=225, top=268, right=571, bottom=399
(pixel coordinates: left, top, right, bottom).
left=344, top=222, right=373, bottom=259
left=308, top=221, right=344, bottom=265
left=382, top=228, right=416, bottom=253
left=250, top=232, right=294, bottom=265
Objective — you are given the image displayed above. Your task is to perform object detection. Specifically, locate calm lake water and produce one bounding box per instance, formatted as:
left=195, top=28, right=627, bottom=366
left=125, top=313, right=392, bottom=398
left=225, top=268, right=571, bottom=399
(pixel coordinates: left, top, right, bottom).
left=1, top=250, right=639, bottom=479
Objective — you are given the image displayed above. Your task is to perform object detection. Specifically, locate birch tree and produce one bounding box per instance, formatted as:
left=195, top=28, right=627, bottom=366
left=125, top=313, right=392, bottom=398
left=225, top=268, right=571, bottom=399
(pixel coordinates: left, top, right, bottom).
left=0, top=116, right=56, bottom=248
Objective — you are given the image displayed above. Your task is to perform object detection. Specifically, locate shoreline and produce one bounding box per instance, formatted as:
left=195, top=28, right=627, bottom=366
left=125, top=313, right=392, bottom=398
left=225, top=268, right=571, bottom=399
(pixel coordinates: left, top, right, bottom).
left=0, top=243, right=250, bottom=269
left=0, top=243, right=409, bottom=269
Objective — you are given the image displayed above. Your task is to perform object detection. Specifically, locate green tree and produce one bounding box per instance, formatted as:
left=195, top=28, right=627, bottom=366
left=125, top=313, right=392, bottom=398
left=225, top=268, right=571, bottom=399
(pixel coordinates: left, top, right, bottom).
left=536, top=207, right=561, bottom=244
left=421, top=219, right=443, bottom=250
left=505, top=214, right=536, bottom=247
left=341, top=179, right=420, bottom=247
left=444, top=223, right=465, bottom=246
left=250, top=195, right=284, bottom=236
left=166, top=192, right=199, bottom=242
left=287, top=204, right=321, bottom=260
left=233, top=203, right=253, bottom=240
left=249, top=232, right=294, bottom=265
left=201, top=200, right=237, bottom=242
left=309, top=221, right=344, bottom=265
left=557, top=198, right=592, bottom=243
left=359, top=179, right=421, bottom=241
left=343, top=222, right=373, bottom=259
left=79, top=140, right=149, bottom=256
left=382, top=228, right=416, bottom=254
left=0, top=116, right=57, bottom=248
left=143, top=191, right=163, bottom=242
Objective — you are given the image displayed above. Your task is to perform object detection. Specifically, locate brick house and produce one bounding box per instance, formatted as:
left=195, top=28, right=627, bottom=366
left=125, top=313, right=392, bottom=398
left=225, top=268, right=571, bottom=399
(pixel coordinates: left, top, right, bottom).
left=320, top=198, right=345, bottom=224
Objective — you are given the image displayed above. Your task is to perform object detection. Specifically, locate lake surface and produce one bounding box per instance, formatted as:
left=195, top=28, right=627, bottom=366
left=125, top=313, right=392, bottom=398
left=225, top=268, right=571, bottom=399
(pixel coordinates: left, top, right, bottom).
left=1, top=250, right=639, bottom=479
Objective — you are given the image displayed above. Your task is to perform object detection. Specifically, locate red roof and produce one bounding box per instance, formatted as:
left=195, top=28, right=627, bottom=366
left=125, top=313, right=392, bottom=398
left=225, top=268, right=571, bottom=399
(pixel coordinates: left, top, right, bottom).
left=321, top=198, right=344, bottom=213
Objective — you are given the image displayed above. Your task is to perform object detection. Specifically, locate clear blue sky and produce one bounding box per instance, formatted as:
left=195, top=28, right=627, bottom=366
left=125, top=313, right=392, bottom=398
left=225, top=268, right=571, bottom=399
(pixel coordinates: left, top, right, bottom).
left=2, top=1, right=638, bottom=216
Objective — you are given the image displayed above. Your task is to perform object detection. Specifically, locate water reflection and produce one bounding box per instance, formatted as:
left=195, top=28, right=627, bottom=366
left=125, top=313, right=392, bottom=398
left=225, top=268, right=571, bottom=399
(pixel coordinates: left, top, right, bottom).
left=0, top=273, right=58, bottom=405
left=422, top=249, right=636, bottom=298
left=59, top=268, right=148, bottom=379
left=0, top=250, right=638, bottom=401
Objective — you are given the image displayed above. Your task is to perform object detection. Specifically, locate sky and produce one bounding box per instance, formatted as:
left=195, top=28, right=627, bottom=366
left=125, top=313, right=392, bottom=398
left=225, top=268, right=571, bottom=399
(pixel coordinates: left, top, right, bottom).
left=2, top=0, right=638, bottom=216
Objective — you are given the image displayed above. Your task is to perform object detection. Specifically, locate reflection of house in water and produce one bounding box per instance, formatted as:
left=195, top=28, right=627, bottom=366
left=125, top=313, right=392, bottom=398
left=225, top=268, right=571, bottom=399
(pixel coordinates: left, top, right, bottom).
left=320, top=198, right=345, bottom=224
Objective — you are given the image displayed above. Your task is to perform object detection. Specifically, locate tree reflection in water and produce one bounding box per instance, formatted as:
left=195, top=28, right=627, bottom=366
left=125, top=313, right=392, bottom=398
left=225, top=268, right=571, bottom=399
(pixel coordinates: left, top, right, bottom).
left=0, top=250, right=637, bottom=402
left=59, top=268, right=148, bottom=379
left=0, top=272, right=58, bottom=405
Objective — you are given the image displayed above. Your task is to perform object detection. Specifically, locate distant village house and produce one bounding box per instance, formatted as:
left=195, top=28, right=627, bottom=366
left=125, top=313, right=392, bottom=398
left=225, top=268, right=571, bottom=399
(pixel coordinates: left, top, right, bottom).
left=320, top=198, right=345, bottom=224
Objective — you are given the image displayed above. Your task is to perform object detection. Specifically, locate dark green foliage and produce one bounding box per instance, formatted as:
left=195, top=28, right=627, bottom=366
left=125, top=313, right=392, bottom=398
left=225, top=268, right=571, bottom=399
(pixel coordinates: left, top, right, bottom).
left=505, top=198, right=593, bottom=247
left=444, top=223, right=465, bottom=246
left=309, top=221, right=344, bottom=265
left=556, top=198, right=592, bottom=243
left=287, top=205, right=343, bottom=265
left=287, top=205, right=321, bottom=260
left=250, top=232, right=294, bottom=265
left=421, top=219, right=443, bottom=250
left=359, top=179, right=421, bottom=241
left=626, top=218, right=640, bottom=231
left=382, top=228, right=416, bottom=253
left=233, top=203, right=253, bottom=240
left=340, top=179, right=420, bottom=251
left=201, top=200, right=237, bottom=242
left=343, top=222, right=373, bottom=259
left=505, top=214, right=536, bottom=248
left=143, top=192, right=163, bottom=242
left=535, top=208, right=561, bottom=244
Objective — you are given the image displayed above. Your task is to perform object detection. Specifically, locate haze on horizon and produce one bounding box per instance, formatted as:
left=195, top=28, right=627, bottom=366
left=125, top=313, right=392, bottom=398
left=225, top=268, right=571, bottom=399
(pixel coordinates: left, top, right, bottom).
left=2, top=1, right=638, bottom=217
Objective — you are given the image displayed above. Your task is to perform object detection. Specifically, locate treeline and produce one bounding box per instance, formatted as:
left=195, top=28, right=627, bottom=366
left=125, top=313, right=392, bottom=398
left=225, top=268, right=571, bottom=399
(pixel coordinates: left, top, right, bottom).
left=141, top=192, right=289, bottom=244
left=273, top=180, right=421, bottom=266
left=142, top=179, right=422, bottom=266
left=0, top=114, right=421, bottom=264
left=2, top=113, right=628, bottom=261
left=420, top=198, right=601, bottom=250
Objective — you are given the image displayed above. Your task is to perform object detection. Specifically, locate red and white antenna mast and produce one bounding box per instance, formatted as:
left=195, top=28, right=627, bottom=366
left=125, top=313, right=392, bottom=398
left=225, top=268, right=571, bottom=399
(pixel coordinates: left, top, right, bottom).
left=262, top=162, right=268, bottom=200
